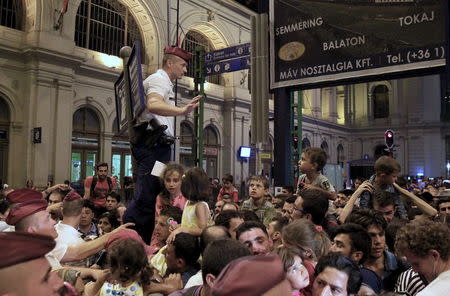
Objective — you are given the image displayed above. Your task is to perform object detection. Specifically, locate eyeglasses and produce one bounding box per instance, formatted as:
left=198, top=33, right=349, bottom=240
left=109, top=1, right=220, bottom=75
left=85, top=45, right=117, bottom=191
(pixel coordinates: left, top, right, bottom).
left=440, top=206, right=450, bottom=211
left=293, top=205, right=308, bottom=215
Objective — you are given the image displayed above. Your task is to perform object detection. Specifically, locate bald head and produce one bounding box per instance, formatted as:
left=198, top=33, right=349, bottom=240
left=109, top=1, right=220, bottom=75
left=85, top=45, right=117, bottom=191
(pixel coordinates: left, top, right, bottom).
left=200, top=225, right=231, bottom=253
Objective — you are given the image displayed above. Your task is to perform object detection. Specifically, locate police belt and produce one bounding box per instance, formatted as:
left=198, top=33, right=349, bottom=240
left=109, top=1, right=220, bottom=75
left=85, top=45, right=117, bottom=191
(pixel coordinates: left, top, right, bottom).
left=131, top=120, right=174, bottom=148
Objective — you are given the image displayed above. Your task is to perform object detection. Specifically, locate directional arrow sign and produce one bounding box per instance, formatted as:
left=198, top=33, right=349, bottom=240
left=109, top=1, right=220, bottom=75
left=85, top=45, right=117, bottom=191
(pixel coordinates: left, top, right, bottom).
left=205, top=56, right=251, bottom=76
left=205, top=43, right=251, bottom=63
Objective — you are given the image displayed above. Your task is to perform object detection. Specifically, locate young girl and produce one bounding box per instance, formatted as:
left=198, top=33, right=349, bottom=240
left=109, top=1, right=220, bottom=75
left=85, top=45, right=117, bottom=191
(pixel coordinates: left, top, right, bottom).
left=274, top=247, right=310, bottom=296
left=151, top=164, right=186, bottom=249
left=156, top=164, right=186, bottom=214
left=167, top=167, right=210, bottom=242
left=86, top=239, right=152, bottom=296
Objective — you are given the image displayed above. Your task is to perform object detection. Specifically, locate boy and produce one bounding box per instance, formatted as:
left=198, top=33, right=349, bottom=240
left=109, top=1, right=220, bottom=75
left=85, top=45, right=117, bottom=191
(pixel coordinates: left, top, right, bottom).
left=241, top=175, right=277, bottom=225
left=216, top=174, right=239, bottom=202
left=297, top=147, right=336, bottom=200
left=359, top=156, right=412, bottom=220
left=105, top=192, right=121, bottom=211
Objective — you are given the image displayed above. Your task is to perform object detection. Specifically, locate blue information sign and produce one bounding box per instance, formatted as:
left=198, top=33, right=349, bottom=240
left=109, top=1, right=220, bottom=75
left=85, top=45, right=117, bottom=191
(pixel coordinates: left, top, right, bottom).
left=127, top=41, right=146, bottom=119
left=205, top=56, right=251, bottom=76
left=204, top=43, right=251, bottom=63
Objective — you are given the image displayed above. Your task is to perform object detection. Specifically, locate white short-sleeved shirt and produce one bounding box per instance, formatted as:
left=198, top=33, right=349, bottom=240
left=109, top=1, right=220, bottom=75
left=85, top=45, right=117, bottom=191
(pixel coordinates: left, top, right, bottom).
left=46, top=242, right=68, bottom=269
left=416, top=270, right=450, bottom=296
left=55, top=221, right=85, bottom=247
left=141, top=69, right=175, bottom=137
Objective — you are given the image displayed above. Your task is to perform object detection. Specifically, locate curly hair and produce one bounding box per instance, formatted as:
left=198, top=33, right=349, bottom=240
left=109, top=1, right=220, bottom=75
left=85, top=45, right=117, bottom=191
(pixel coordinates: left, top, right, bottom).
left=346, top=209, right=387, bottom=231
left=108, top=239, right=152, bottom=286
left=394, top=219, right=450, bottom=260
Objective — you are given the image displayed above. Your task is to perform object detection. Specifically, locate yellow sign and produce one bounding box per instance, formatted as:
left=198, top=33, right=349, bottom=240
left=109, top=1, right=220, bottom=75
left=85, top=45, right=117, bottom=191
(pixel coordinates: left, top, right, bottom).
left=260, top=153, right=272, bottom=159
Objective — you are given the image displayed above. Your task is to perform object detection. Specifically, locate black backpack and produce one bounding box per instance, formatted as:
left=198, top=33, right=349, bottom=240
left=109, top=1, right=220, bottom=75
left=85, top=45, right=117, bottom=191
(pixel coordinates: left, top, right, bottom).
left=90, top=175, right=113, bottom=198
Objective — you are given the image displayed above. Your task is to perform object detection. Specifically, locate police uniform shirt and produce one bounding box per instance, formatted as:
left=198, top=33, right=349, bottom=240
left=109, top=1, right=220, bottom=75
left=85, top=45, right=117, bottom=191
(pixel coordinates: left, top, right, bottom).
left=141, top=69, right=175, bottom=137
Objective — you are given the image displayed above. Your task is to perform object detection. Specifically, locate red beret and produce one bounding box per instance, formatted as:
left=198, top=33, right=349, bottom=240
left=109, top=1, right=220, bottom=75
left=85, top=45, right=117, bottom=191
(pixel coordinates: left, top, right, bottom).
left=0, top=231, right=55, bottom=269
left=164, top=46, right=192, bottom=61
left=6, top=199, right=48, bottom=225
left=106, top=229, right=152, bottom=254
left=64, top=190, right=81, bottom=202
left=6, top=188, right=43, bottom=204
left=212, top=255, right=285, bottom=296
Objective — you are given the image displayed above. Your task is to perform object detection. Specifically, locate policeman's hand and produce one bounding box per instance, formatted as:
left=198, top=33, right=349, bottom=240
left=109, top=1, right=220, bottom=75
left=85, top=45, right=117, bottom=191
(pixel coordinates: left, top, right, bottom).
left=182, top=95, right=202, bottom=114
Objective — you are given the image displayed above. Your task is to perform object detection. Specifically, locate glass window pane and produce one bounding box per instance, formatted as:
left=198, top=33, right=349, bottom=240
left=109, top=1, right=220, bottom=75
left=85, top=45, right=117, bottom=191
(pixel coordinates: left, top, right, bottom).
left=112, top=154, right=121, bottom=181
left=124, top=154, right=132, bottom=176
left=75, top=0, right=145, bottom=61
left=71, top=153, right=82, bottom=182
left=85, top=153, right=96, bottom=177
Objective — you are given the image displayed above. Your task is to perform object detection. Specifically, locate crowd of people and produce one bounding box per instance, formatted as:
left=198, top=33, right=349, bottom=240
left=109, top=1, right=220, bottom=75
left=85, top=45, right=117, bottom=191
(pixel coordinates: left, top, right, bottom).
left=1, top=146, right=450, bottom=296
left=1, top=45, right=450, bottom=296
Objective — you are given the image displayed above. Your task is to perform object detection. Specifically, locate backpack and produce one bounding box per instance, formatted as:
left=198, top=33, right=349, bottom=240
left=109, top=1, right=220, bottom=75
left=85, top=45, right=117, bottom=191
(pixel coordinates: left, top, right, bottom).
left=90, top=175, right=113, bottom=198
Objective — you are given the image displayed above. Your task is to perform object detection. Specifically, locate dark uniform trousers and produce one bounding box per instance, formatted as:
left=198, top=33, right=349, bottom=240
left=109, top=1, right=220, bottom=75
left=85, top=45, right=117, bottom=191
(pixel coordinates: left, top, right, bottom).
left=123, top=137, right=171, bottom=244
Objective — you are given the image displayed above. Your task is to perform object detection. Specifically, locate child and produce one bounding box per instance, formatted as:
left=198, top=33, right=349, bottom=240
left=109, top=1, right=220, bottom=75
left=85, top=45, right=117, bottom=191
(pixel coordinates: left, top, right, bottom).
left=155, top=163, right=186, bottom=214
left=274, top=246, right=310, bottom=296
left=357, top=156, right=436, bottom=221
left=217, top=174, right=239, bottom=202
left=167, top=167, right=210, bottom=242
left=86, top=239, right=152, bottom=296
left=359, top=156, right=403, bottom=215
left=297, top=147, right=336, bottom=200
left=150, top=164, right=186, bottom=250
left=241, top=175, right=277, bottom=225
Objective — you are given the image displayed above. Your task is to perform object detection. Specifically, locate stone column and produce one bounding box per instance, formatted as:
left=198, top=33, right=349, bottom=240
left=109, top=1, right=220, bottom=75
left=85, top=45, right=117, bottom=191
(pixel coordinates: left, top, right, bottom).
left=30, top=76, right=57, bottom=187
left=311, top=88, right=322, bottom=119
left=328, top=87, right=338, bottom=123
left=52, top=79, right=74, bottom=183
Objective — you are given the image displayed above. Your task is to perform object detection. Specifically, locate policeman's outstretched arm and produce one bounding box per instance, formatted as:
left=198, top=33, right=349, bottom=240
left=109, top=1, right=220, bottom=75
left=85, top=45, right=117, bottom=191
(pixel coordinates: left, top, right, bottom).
left=147, top=93, right=202, bottom=116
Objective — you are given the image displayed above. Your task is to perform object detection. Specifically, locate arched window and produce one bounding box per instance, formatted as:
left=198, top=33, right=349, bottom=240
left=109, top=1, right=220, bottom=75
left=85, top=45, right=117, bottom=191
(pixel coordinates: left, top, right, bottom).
left=182, top=30, right=224, bottom=85
left=75, top=0, right=145, bottom=62
left=71, top=107, right=101, bottom=184
left=180, top=121, right=195, bottom=168
left=337, top=144, right=344, bottom=167
left=302, top=138, right=311, bottom=150
left=0, top=97, right=10, bottom=184
left=373, top=85, right=389, bottom=119
left=0, top=0, right=23, bottom=30
left=204, top=126, right=219, bottom=178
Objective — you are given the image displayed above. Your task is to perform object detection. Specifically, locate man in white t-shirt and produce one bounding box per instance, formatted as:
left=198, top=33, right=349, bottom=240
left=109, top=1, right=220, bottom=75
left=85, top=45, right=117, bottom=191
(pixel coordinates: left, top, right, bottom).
left=124, top=46, right=201, bottom=244
left=55, top=191, right=85, bottom=248
left=6, top=189, right=132, bottom=269
left=395, top=219, right=450, bottom=296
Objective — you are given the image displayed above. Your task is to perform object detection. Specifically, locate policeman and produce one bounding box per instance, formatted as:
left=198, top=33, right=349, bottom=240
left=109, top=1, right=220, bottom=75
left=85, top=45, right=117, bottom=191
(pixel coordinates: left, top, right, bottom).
left=124, top=46, right=201, bottom=243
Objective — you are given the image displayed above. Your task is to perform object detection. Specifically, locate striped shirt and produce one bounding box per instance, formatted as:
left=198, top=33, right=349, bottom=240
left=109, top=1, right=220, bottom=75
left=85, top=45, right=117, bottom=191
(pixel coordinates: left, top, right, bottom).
left=395, top=268, right=426, bottom=296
